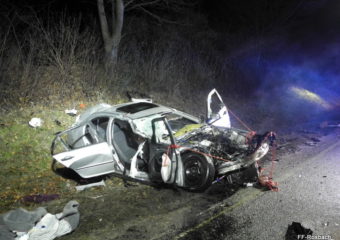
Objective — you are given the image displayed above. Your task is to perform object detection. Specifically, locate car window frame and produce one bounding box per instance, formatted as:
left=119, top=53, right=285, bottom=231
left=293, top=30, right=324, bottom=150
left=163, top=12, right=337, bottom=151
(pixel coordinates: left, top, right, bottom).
left=151, top=117, right=176, bottom=145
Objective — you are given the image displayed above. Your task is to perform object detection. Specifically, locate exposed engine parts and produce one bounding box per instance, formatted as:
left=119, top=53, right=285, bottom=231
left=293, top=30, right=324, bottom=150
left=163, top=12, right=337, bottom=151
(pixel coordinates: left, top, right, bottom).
left=176, top=125, right=268, bottom=164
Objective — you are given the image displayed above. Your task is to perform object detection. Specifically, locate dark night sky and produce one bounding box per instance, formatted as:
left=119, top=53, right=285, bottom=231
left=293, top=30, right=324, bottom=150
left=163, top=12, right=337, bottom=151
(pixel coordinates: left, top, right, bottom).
left=2, top=0, right=340, bottom=115
left=8, top=0, right=339, bottom=49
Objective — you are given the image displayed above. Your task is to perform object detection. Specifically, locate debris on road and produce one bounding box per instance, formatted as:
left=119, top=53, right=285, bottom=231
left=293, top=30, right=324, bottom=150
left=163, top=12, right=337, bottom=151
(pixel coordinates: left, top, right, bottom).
left=65, top=109, right=77, bottom=116
left=28, top=118, right=43, bottom=128
left=285, top=222, right=313, bottom=240
left=212, top=175, right=226, bottom=184
left=258, top=174, right=278, bottom=191
left=256, top=160, right=279, bottom=191
left=305, top=137, right=320, bottom=146
left=243, top=182, right=255, bottom=187
left=75, top=180, right=106, bottom=191
left=305, top=141, right=317, bottom=146
left=320, top=121, right=340, bottom=128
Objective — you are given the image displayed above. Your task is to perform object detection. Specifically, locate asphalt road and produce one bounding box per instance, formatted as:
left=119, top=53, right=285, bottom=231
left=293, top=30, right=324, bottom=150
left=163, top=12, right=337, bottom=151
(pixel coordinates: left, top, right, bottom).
left=175, top=131, right=340, bottom=240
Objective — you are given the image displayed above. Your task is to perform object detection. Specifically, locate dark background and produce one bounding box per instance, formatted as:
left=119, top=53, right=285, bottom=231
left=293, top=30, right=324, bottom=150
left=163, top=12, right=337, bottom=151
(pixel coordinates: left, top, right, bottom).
left=0, top=0, right=339, bottom=127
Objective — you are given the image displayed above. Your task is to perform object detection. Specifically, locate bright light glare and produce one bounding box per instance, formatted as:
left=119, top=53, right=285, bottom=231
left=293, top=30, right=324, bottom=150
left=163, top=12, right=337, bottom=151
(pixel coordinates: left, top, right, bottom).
left=290, top=86, right=332, bottom=109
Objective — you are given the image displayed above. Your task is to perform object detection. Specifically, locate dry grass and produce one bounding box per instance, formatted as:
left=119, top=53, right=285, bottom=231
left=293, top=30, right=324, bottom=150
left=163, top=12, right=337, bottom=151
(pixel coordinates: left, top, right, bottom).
left=0, top=12, right=237, bottom=212
left=0, top=12, right=229, bottom=109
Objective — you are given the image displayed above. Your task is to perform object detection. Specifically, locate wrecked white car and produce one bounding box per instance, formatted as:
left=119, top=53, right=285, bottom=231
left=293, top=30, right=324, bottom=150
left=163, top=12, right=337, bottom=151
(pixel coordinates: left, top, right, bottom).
left=51, top=89, right=270, bottom=191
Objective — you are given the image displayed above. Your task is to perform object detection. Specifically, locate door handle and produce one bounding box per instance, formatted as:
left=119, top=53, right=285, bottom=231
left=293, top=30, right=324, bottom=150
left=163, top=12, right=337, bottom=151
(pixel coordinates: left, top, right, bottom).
left=61, top=156, right=74, bottom=161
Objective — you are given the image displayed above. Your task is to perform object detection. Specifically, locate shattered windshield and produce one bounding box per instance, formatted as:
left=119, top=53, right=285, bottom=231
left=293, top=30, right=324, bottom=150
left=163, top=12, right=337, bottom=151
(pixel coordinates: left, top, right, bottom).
left=164, top=113, right=201, bottom=138
left=133, top=113, right=200, bottom=139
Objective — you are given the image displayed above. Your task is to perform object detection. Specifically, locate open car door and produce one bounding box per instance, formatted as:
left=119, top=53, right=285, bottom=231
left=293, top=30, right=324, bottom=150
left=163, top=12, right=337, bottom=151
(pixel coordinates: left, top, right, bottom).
left=148, top=117, right=177, bottom=184
left=53, top=129, right=116, bottom=178
left=206, top=89, right=231, bottom=128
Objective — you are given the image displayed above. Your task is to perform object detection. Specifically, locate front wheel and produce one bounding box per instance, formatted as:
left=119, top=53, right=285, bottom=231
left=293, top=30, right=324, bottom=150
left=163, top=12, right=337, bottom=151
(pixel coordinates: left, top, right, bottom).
left=182, top=152, right=215, bottom=192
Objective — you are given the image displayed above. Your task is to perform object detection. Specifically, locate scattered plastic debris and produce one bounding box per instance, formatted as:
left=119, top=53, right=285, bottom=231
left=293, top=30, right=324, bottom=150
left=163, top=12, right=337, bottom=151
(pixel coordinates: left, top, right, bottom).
left=2, top=207, right=47, bottom=232
left=22, top=194, right=59, bottom=204
left=28, top=200, right=79, bottom=240
left=28, top=118, right=43, bottom=128
left=244, top=182, right=255, bottom=187
left=54, top=120, right=61, bottom=126
left=212, top=175, right=225, bottom=184
left=65, top=109, right=77, bottom=116
left=0, top=225, right=16, bottom=240
left=89, top=195, right=103, bottom=200
left=305, top=141, right=317, bottom=146
left=79, top=103, right=86, bottom=109
left=75, top=180, right=106, bottom=191
left=0, top=201, right=80, bottom=240
left=305, top=137, right=321, bottom=146
left=226, top=175, right=233, bottom=184
left=285, top=222, right=313, bottom=240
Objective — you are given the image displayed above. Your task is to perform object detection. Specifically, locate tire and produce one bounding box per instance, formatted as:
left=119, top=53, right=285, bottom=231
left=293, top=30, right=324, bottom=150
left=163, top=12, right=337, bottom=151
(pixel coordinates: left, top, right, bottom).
left=182, top=152, right=215, bottom=192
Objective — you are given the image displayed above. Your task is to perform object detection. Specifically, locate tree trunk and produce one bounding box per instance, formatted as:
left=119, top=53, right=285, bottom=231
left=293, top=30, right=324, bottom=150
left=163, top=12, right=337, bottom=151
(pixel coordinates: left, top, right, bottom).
left=105, top=45, right=118, bottom=63
left=97, top=0, right=124, bottom=65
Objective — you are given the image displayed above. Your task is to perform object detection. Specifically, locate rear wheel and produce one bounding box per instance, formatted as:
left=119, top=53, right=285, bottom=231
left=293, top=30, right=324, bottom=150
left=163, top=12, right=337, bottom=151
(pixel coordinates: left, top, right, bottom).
left=182, top=152, right=215, bottom=192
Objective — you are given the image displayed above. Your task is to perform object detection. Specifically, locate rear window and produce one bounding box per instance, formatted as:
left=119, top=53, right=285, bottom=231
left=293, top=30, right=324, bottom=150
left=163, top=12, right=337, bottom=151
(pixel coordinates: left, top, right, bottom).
left=117, top=102, right=158, bottom=114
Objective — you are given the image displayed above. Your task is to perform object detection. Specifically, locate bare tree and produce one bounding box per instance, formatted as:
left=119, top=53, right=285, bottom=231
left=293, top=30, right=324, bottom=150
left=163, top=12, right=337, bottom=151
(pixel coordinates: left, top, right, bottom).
left=97, top=0, right=124, bottom=64
left=97, top=0, right=196, bottom=64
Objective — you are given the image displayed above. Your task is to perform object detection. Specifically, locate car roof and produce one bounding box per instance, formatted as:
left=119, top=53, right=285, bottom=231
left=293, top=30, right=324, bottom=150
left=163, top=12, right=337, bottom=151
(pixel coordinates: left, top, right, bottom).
left=78, top=101, right=199, bottom=123
left=111, top=102, right=175, bottom=119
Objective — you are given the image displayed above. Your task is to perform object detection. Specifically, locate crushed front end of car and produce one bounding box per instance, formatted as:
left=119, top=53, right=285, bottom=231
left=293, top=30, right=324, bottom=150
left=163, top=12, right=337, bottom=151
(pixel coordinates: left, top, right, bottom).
left=174, top=124, right=270, bottom=176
